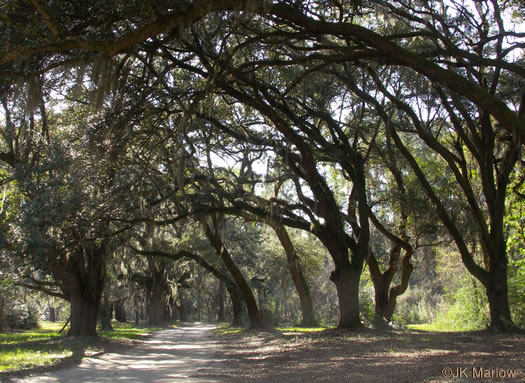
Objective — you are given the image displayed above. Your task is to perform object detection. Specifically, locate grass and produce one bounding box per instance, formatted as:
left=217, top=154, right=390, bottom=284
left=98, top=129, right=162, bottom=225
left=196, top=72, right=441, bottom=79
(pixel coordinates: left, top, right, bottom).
left=406, top=323, right=460, bottom=332
left=212, top=322, right=244, bottom=335
left=0, top=327, right=63, bottom=345
left=275, top=326, right=334, bottom=333
left=0, top=321, right=165, bottom=374
left=99, top=321, right=164, bottom=340
left=213, top=322, right=334, bottom=336
left=0, top=343, right=74, bottom=371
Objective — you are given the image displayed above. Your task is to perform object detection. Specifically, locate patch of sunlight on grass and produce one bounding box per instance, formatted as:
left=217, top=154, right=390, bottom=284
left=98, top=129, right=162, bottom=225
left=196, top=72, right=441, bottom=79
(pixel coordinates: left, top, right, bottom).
left=98, top=321, right=163, bottom=340
left=217, top=327, right=243, bottom=335
left=275, top=326, right=334, bottom=333
left=0, top=323, right=65, bottom=345
left=40, top=321, right=68, bottom=332
left=0, top=344, right=73, bottom=372
left=0, top=320, right=166, bottom=373
left=99, top=327, right=160, bottom=340
left=212, top=323, right=244, bottom=335
left=407, top=323, right=458, bottom=332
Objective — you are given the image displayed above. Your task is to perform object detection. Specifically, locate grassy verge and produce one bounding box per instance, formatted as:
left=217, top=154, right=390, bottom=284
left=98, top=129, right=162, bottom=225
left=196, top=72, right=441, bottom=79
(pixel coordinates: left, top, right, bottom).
left=0, top=323, right=64, bottom=345
left=0, top=321, right=164, bottom=374
left=98, top=321, right=164, bottom=340
left=213, top=322, right=335, bottom=337
left=275, top=326, right=334, bottom=334
left=406, top=323, right=459, bottom=332
left=212, top=322, right=244, bottom=335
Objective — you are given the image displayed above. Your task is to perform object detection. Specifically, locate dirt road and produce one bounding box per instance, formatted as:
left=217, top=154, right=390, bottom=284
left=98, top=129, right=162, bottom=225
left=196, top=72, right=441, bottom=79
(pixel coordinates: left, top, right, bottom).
left=8, top=323, right=225, bottom=383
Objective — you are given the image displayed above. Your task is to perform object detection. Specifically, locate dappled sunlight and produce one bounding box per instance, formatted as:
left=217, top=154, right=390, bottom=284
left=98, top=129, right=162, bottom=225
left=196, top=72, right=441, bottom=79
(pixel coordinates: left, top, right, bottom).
left=215, top=329, right=525, bottom=382
left=9, top=324, right=226, bottom=383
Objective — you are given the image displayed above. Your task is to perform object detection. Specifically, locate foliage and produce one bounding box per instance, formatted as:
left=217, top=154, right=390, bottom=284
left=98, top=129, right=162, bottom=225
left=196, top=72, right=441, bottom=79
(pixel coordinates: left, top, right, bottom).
left=433, top=278, right=489, bottom=331
left=413, top=247, right=490, bottom=331
left=506, top=167, right=525, bottom=326
left=392, top=287, right=439, bottom=326
left=358, top=269, right=375, bottom=326
left=212, top=323, right=244, bottom=335
left=509, top=259, right=525, bottom=326
left=4, top=303, right=40, bottom=331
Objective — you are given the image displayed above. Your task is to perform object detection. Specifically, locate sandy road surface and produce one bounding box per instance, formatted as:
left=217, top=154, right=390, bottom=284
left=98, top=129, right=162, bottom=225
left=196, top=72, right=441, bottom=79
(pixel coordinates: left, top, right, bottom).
left=7, top=323, right=226, bottom=383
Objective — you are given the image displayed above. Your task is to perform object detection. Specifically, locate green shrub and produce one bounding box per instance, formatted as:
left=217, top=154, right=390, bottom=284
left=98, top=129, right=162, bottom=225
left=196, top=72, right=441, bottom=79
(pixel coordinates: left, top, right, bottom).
left=359, top=269, right=376, bottom=326
left=392, top=286, right=439, bottom=325
left=433, top=277, right=489, bottom=331
left=5, top=303, right=40, bottom=330
left=359, top=289, right=375, bottom=326
left=509, top=259, right=525, bottom=327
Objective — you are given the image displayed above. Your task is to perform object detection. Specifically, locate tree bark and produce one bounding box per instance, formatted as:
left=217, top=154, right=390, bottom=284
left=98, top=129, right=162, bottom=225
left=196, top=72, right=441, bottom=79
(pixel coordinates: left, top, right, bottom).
left=143, top=252, right=171, bottom=327
left=227, top=285, right=242, bottom=326
left=485, top=256, right=514, bottom=331
left=219, top=244, right=262, bottom=328
left=52, top=240, right=108, bottom=337
left=385, top=254, right=414, bottom=321
left=48, top=306, right=56, bottom=322
left=149, top=280, right=169, bottom=326
left=217, top=71, right=369, bottom=330
left=368, top=246, right=414, bottom=324
left=242, top=214, right=317, bottom=326
left=330, top=266, right=361, bottom=328
left=171, top=249, right=243, bottom=326
left=69, top=291, right=100, bottom=336
left=177, top=299, right=187, bottom=322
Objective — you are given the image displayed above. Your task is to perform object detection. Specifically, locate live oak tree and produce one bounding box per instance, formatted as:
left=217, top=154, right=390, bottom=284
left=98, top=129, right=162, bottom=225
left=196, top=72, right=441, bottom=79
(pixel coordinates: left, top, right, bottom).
left=364, top=126, right=445, bottom=324
left=0, top=66, right=147, bottom=335
left=347, top=60, right=522, bottom=330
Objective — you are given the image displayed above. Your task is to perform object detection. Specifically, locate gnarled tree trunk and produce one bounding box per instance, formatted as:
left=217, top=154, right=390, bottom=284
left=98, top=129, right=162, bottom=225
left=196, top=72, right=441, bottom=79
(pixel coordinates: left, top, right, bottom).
left=53, top=240, right=108, bottom=337
left=227, top=285, right=243, bottom=326
left=330, top=265, right=361, bottom=328
left=368, top=245, right=414, bottom=324
left=99, top=278, right=113, bottom=331
left=148, top=275, right=170, bottom=326
left=48, top=306, right=56, bottom=322
left=485, top=254, right=514, bottom=331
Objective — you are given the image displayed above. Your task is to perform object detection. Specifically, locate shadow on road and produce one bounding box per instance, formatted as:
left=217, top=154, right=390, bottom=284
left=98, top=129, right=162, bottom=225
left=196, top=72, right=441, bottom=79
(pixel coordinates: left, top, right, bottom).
left=5, top=323, right=226, bottom=383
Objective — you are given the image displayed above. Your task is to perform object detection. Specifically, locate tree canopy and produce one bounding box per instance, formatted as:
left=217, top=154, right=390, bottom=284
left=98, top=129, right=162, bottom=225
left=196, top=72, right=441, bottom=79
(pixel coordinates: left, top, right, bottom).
left=0, top=0, right=523, bottom=335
